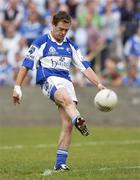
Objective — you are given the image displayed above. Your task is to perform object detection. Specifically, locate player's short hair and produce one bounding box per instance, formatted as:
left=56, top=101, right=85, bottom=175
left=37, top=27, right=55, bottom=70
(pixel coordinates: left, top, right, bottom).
left=52, top=11, right=71, bottom=26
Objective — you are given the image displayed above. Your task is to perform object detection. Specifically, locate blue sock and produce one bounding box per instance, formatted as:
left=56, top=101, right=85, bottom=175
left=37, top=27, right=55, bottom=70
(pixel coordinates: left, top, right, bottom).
left=72, top=116, right=77, bottom=125
left=55, top=149, right=68, bottom=168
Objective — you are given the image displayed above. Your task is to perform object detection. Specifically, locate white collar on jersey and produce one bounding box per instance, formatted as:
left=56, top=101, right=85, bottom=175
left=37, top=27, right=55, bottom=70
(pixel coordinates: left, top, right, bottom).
left=48, top=31, right=67, bottom=45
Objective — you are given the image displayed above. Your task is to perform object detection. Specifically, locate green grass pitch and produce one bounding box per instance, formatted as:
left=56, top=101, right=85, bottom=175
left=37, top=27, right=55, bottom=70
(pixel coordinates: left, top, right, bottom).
left=0, top=127, right=140, bottom=180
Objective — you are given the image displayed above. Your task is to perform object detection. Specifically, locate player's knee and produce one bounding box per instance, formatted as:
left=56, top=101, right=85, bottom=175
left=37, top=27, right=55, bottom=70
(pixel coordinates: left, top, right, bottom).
left=62, top=96, right=73, bottom=108
left=57, top=93, right=73, bottom=107
left=55, top=90, right=73, bottom=107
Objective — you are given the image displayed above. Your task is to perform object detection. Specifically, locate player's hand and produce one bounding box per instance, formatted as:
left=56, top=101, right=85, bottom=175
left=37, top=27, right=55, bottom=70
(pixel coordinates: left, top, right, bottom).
left=12, top=85, right=22, bottom=105
left=97, top=83, right=106, bottom=90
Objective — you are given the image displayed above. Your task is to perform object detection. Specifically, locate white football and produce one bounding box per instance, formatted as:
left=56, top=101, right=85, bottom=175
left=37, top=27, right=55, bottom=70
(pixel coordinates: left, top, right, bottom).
left=94, top=89, right=118, bottom=112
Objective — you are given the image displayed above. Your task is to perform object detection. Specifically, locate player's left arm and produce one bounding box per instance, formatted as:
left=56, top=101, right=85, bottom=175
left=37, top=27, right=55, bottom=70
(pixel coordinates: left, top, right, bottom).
left=70, top=44, right=105, bottom=90
left=82, top=67, right=105, bottom=90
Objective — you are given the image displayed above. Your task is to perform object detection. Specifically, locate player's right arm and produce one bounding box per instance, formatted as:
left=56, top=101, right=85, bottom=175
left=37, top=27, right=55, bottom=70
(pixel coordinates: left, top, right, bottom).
left=12, top=67, right=28, bottom=105
left=12, top=44, right=37, bottom=105
left=12, top=35, right=45, bottom=105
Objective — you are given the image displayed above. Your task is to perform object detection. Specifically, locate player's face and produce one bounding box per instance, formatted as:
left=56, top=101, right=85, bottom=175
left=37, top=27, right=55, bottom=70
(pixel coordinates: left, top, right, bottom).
left=52, top=21, right=71, bottom=42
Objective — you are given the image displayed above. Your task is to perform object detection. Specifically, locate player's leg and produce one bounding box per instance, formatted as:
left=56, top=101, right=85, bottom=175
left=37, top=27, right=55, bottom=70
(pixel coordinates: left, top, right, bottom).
left=41, top=77, right=89, bottom=136
left=57, top=106, right=73, bottom=149
left=54, top=87, right=78, bottom=119
left=54, top=88, right=89, bottom=136
left=54, top=106, right=72, bottom=170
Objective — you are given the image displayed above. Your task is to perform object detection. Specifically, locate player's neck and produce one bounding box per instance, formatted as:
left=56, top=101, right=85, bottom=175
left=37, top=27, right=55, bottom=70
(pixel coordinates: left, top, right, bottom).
left=51, top=31, right=63, bottom=43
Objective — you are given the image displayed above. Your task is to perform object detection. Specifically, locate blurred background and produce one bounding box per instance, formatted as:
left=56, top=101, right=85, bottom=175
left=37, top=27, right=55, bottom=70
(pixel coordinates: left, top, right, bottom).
left=0, top=0, right=140, bottom=126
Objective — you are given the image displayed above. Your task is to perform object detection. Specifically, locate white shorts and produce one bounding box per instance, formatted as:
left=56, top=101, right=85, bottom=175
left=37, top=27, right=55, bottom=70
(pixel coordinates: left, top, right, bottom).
left=42, top=76, right=78, bottom=102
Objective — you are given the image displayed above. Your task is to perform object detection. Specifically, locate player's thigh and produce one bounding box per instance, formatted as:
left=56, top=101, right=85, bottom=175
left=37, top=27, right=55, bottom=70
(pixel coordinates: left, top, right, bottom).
left=54, top=87, right=72, bottom=105
left=41, top=76, right=77, bottom=104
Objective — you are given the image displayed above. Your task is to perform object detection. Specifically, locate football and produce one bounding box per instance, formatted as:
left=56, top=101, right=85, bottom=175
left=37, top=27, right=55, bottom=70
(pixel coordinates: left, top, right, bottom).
left=94, top=89, right=118, bottom=112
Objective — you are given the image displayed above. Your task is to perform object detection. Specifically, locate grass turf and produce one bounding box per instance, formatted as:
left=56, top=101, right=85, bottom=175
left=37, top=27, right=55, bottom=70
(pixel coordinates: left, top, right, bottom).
left=0, top=127, right=140, bottom=180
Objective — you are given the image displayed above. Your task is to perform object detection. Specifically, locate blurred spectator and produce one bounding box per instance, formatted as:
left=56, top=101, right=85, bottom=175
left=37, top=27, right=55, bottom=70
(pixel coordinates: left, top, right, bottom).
left=124, top=25, right=140, bottom=75
left=122, top=65, right=140, bottom=87
left=20, top=12, right=44, bottom=46
left=77, top=0, right=103, bottom=28
left=102, top=57, right=122, bottom=86
left=74, top=25, right=88, bottom=55
left=101, top=0, right=121, bottom=57
left=99, top=0, right=123, bottom=73
left=0, top=0, right=23, bottom=34
left=77, top=0, right=105, bottom=72
left=86, top=18, right=105, bottom=71
left=135, top=1, right=140, bottom=24
left=115, top=0, right=125, bottom=11
left=1, top=24, right=22, bottom=66
left=0, top=54, right=14, bottom=85
left=23, top=0, right=38, bottom=20
left=8, top=37, right=28, bottom=68
left=44, top=0, right=60, bottom=27
left=0, top=0, right=6, bottom=11
left=120, top=0, right=138, bottom=44
left=66, top=0, right=79, bottom=19
left=99, top=0, right=117, bottom=14
left=16, top=37, right=28, bottom=57
left=116, top=58, right=126, bottom=77
left=31, top=0, right=46, bottom=16
left=0, top=0, right=140, bottom=87
left=2, top=24, right=21, bottom=52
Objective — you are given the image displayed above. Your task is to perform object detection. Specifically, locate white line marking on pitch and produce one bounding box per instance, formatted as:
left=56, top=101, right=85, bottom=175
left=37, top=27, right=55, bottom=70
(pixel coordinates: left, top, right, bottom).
left=98, top=166, right=140, bottom=170
left=0, top=140, right=140, bottom=150
left=41, top=166, right=140, bottom=176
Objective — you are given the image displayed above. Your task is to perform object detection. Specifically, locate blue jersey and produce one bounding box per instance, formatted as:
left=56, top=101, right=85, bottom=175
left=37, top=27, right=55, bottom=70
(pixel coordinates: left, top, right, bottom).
left=22, top=32, right=90, bottom=84
left=124, top=35, right=140, bottom=57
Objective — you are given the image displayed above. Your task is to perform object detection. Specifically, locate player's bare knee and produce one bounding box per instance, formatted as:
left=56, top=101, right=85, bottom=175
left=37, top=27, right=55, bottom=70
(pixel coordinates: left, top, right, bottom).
left=60, top=95, right=73, bottom=108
